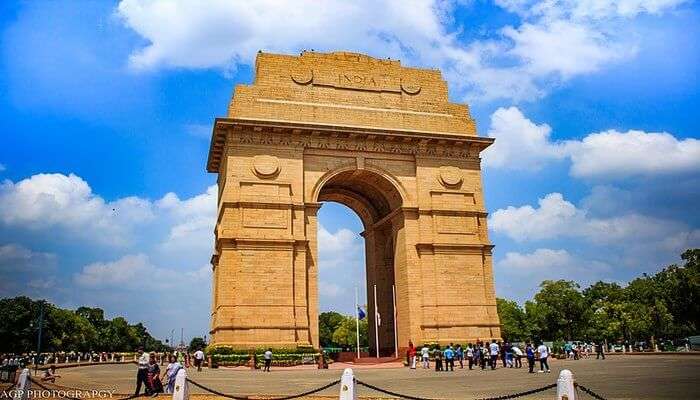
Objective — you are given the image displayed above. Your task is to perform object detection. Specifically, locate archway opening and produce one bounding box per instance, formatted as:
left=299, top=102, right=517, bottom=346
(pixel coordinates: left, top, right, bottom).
left=316, top=168, right=404, bottom=357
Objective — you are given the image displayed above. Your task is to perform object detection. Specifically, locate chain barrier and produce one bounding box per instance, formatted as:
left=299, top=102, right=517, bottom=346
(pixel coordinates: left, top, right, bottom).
left=575, top=383, right=608, bottom=400
left=475, top=383, right=558, bottom=400
left=356, top=379, right=558, bottom=400
left=356, top=379, right=439, bottom=400
left=186, top=377, right=341, bottom=400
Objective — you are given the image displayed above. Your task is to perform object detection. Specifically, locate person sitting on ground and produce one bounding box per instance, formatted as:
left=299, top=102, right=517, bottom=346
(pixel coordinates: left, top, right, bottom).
left=41, top=365, right=60, bottom=383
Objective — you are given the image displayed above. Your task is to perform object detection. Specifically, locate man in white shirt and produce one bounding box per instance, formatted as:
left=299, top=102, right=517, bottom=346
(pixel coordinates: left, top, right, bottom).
left=489, top=340, right=499, bottom=370
left=193, top=349, right=205, bottom=372
left=420, top=346, right=430, bottom=369
left=263, top=348, right=273, bottom=372
left=536, top=343, right=551, bottom=373
left=134, top=348, right=149, bottom=395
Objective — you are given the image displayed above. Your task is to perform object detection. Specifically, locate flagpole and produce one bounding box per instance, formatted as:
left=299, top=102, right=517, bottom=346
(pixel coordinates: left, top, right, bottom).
left=373, top=284, right=379, bottom=358
left=355, top=285, right=360, bottom=359
left=392, top=284, right=398, bottom=359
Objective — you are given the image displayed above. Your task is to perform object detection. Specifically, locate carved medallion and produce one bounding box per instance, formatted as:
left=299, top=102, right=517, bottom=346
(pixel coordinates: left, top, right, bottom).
left=252, top=155, right=280, bottom=178
left=400, top=78, right=421, bottom=95
left=291, top=68, right=313, bottom=85
left=438, top=166, right=462, bottom=187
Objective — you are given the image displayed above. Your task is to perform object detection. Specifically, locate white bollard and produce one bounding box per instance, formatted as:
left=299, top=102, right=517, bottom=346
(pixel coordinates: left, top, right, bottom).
left=654, top=344, right=659, bottom=352
left=339, top=368, right=357, bottom=400
left=13, top=368, right=31, bottom=400
left=556, top=369, right=576, bottom=400
left=172, top=368, right=189, bottom=400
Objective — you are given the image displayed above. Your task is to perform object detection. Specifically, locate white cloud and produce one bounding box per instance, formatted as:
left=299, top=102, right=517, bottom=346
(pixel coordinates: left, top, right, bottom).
left=482, top=106, right=566, bottom=170
left=318, top=225, right=363, bottom=270
left=489, top=192, right=698, bottom=248
left=73, top=253, right=210, bottom=290
left=495, top=248, right=612, bottom=299
left=0, top=164, right=6, bottom=172
left=503, top=19, right=630, bottom=78
left=319, top=281, right=344, bottom=298
left=484, top=107, right=700, bottom=178
left=156, top=185, right=217, bottom=252
left=114, top=0, right=682, bottom=102
left=0, top=173, right=153, bottom=245
left=495, top=0, right=688, bottom=19
left=565, top=130, right=700, bottom=179
left=0, top=173, right=217, bottom=251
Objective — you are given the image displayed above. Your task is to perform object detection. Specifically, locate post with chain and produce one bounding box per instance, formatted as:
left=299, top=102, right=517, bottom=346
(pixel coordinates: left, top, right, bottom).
left=14, top=368, right=31, bottom=400
left=172, top=368, right=189, bottom=400
left=339, top=368, right=357, bottom=400
left=556, top=369, right=576, bottom=400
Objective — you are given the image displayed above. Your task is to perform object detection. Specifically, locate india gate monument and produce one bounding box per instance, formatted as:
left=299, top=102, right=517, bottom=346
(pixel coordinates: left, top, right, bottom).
left=207, top=51, right=501, bottom=355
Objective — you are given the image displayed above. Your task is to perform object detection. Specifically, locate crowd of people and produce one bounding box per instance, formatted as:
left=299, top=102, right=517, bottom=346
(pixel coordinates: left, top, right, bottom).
left=133, top=347, right=206, bottom=396
left=406, top=339, right=607, bottom=374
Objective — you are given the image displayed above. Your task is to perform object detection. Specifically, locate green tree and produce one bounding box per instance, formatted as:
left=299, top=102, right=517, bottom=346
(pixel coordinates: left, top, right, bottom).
left=531, top=280, right=589, bottom=340
left=319, top=311, right=345, bottom=347
left=496, top=298, right=530, bottom=341
left=331, top=316, right=368, bottom=348
left=189, top=337, right=207, bottom=352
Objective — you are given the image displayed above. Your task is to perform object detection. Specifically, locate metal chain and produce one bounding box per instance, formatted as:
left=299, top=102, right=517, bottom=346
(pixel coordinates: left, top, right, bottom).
left=475, top=383, right=557, bottom=400
left=575, top=383, right=608, bottom=400
left=356, top=379, right=440, bottom=400
left=186, top=377, right=340, bottom=400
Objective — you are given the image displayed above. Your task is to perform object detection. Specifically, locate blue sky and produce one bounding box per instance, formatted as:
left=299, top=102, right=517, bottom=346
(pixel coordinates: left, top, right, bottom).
left=1, top=0, right=698, bottom=344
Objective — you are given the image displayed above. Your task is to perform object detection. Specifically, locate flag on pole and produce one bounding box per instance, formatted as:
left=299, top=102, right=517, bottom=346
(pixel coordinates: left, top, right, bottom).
left=357, top=307, right=366, bottom=320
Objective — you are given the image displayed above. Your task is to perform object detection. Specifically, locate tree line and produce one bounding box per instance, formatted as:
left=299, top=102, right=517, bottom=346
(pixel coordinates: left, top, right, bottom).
left=497, top=249, right=699, bottom=343
left=0, top=296, right=167, bottom=353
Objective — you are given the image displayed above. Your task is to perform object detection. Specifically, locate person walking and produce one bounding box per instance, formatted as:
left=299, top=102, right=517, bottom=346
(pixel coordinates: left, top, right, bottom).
left=537, top=342, right=551, bottom=373
left=162, top=355, right=182, bottom=394
left=596, top=341, right=605, bottom=360
left=193, top=348, right=205, bottom=372
left=421, top=344, right=430, bottom=369
left=455, top=344, right=464, bottom=369
left=433, top=345, right=443, bottom=372
left=489, top=340, right=499, bottom=370
left=147, top=352, right=163, bottom=395
left=263, top=348, right=273, bottom=372
left=504, top=342, right=513, bottom=368
left=134, top=348, right=149, bottom=396
left=408, top=342, right=417, bottom=369
left=499, top=341, right=507, bottom=368
left=480, top=342, right=488, bottom=370
left=444, top=345, right=455, bottom=372
left=525, top=342, right=535, bottom=373
left=466, top=344, right=474, bottom=370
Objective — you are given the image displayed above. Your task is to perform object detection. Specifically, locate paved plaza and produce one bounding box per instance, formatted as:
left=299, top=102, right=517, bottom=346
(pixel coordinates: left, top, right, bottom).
left=49, top=355, right=699, bottom=399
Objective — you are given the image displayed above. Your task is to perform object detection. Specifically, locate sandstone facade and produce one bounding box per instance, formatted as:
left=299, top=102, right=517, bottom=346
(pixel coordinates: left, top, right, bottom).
left=207, top=51, right=501, bottom=353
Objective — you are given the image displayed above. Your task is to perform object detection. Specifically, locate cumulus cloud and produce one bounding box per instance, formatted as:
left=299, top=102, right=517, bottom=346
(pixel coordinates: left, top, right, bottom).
left=156, top=185, right=217, bottom=252
left=565, top=130, right=700, bottom=179
left=484, top=107, right=700, bottom=178
left=114, top=0, right=683, bottom=102
left=489, top=192, right=699, bottom=249
left=494, top=248, right=612, bottom=300
left=482, top=106, right=566, bottom=170
left=0, top=173, right=153, bottom=245
left=0, top=173, right=217, bottom=252
left=318, top=225, right=363, bottom=270
left=73, top=253, right=209, bottom=289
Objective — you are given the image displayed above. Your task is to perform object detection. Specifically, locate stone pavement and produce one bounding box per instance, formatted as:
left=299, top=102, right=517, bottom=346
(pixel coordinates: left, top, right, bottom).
left=51, top=355, right=699, bottom=399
